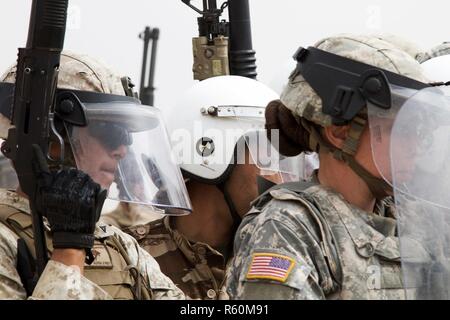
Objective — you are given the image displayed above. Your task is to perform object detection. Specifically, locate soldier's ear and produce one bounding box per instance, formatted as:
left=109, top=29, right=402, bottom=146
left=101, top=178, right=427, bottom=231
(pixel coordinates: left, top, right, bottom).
left=322, top=125, right=350, bottom=149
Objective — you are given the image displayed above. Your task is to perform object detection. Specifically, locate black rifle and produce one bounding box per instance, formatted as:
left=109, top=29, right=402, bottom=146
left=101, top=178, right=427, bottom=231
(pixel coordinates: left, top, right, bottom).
left=139, top=26, right=160, bottom=106
left=2, top=0, right=69, bottom=285
left=182, top=0, right=229, bottom=42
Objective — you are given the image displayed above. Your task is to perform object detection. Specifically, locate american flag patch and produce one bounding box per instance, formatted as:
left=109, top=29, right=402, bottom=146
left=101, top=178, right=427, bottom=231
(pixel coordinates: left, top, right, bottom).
left=246, top=253, right=295, bottom=282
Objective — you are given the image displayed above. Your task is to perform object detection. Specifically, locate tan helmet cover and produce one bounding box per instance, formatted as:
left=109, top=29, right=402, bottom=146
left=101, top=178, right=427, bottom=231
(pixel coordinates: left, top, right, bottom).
left=0, top=51, right=127, bottom=139
left=280, top=34, right=429, bottom=128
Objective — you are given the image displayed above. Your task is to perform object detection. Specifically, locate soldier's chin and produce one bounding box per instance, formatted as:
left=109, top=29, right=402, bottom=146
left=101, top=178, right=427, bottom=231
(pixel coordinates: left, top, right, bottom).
left=393, top=171, right=413, bottom=185
left=92, top=171, right=115, bottom=190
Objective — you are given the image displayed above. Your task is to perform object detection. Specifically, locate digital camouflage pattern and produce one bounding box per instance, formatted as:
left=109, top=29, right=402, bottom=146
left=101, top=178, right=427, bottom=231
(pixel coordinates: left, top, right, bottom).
left=280, top=34, right=429, bottom=127
left=100, top=202, right=163, bottom=230
left=126, top=216, right=229, bottom=300
left=226, top=181, right=414, bottom=300
left=416, top=42, right=450, bottom=63
left=372, top=34, right=423, bottom=61
left=0, top=189, right=185, bottom=300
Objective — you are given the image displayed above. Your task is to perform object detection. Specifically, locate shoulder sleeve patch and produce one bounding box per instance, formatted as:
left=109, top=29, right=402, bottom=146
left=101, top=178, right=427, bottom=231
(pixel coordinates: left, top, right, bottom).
left=246, top=253, right=295, bottom=283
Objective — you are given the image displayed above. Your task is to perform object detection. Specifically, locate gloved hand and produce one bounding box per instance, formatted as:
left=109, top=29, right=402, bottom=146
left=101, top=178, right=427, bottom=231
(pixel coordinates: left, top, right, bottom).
left=265, top=99, right=311, bottom=157
left=31, top=145, right=107, bottom=250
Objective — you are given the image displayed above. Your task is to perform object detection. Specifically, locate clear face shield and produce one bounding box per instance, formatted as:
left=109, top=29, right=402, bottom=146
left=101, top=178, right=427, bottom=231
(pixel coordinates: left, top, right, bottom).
left=0, top=84, right=19, bottom=189
left=242, top=129, right=304, bottom=183
left=59, top=95, right=192, bottom=216
left=195, top=104, right=305, bottom=183
left=0, top=150, right=18, bottom=189
left=368, top=86, right=450, bottom=299
left=291, top=46, right=450, bottom=298
left=0, top=82, right=191, bottom=214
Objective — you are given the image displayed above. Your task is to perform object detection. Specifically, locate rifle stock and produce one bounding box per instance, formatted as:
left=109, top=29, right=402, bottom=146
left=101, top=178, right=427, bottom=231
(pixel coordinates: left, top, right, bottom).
left=2, top=0, right=69, bottom=280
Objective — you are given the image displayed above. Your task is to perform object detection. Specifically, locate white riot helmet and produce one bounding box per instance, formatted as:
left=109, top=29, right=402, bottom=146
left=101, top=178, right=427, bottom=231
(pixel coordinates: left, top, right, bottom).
left=421, top=55, right=450, bottom=84
left=162, top=75, right=299, bottom=184
left=419, top=42, right=450, bottom=84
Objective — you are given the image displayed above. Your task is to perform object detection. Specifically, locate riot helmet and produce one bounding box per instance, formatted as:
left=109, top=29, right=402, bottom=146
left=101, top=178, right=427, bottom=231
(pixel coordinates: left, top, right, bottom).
left=0, top=51, right=191, bottom=215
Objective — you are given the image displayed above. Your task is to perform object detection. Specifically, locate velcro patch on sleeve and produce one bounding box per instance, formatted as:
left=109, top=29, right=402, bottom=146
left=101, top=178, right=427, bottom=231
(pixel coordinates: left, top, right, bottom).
left=246, top=253, right=295, bottom=283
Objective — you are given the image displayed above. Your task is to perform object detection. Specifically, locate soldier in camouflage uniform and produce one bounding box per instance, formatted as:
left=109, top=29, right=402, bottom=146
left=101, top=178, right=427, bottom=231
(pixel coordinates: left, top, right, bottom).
left=226, top=34, right=433, bottom=299
left=126, top=213, right=229, bottom=300
left=126, top=75, right=301, bottom=299
left=0, top=52, right=186, bottom=300
left=101, top=202, right=163, bottom=230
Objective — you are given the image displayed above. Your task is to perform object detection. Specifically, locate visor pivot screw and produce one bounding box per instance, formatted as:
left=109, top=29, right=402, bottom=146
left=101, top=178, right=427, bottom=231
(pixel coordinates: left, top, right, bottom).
left=1, top=145, right=10, bottom=155
left=60, top=99, right=75, bottom=115
left=207, top=106, right=218, bottom=116
left=364, top=77, right=382, bottom=94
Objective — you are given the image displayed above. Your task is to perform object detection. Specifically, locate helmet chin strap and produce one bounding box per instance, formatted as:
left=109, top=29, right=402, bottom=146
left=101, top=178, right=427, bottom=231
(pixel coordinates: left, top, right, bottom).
left=181, top=165, right=242, bottom=244
left=216, top=180, right=242, bottom=234
left=216, top=178, right=242, bottom=259
left=218, top=174, right=280, bottom=247
left=338, top=151, right=392, bottom=200
left=302, top=118, right=392, bottom=200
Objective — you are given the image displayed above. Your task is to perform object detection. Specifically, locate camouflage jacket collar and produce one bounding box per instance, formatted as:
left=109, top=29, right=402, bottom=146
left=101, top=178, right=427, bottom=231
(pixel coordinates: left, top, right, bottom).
left=308, top=185, right=400, bottom=260
left=164, top=216, right=226, bottom=265
left=310, top=170, right=397, bottom=238
left=0, top=188, right=30, bottom=213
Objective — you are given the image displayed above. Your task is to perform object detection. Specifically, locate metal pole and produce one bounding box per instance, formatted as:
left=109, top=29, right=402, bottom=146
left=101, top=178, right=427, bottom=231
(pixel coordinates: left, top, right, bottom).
left=146, top=28, right=159, bottom=106
left=139, top=27, right=151, bottom=99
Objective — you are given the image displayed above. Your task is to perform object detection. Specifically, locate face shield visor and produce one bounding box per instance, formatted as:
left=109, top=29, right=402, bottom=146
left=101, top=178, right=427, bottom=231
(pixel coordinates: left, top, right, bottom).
left=56, top=91, right=192, bottom=216
left=0, top=151, right=18, bottom=189
left=197, top=104, right=305, bottom=183
left=241, top=131, right=319, bottom=191
left=292, top=46, right=450, bottom=298
left=367, top=85, right=450, bottom=188
left=368, top=86, right=450, bottom=299
left=294, top=45, right=431, bottom=184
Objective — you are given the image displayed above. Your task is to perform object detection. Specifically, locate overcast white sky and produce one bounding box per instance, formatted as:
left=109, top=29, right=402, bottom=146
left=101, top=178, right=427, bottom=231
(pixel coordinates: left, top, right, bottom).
left=0, top=0, right=449, bottom=108
left=1, top=0, right=448, bottom=211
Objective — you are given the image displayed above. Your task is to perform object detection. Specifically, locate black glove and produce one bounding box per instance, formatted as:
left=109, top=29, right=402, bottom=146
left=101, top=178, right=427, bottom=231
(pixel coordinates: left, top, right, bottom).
left=31, top=145, right=107, bottom=250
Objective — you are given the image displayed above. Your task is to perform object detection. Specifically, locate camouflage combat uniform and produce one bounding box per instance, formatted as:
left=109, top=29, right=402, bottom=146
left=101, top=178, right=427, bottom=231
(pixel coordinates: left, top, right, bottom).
left=101, top=202, right=164, bottom=230
left=0, top=189, right=185, bottom=300
left=226, top=35, right=430, bottom=300
left=226, top=180, right=409, bottom=300
left=0, top=52, right=187, bottom=300
left=126, top=216, right=229, bottom=300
